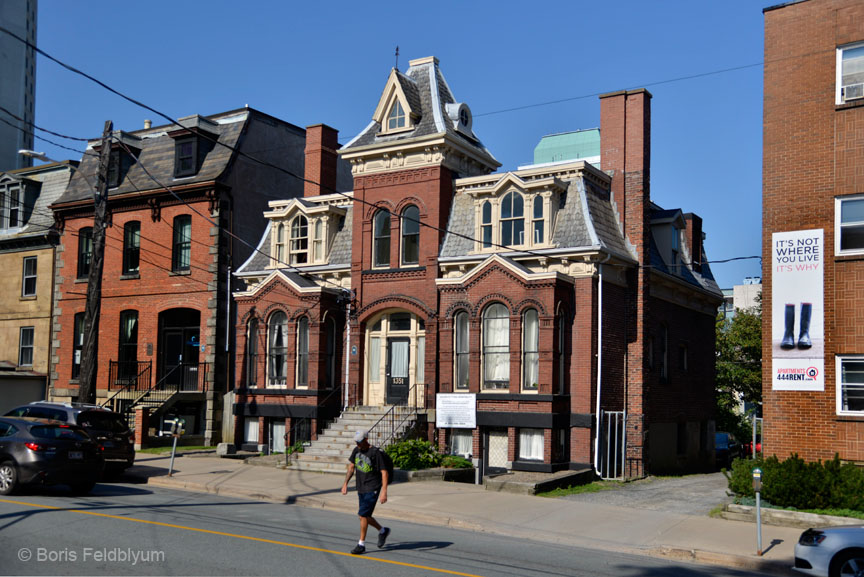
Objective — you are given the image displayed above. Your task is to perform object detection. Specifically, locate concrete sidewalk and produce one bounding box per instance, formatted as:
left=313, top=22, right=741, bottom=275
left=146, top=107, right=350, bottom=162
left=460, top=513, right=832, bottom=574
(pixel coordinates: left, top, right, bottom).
left=126, top=454, right=800, bottom=575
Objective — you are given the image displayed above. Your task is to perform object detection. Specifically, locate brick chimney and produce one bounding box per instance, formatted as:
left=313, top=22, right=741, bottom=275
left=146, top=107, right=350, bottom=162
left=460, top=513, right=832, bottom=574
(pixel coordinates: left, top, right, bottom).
left=304, top=124, right=339, bottom=198
left=600, top=88, right=651, bottom=259
left=684, top=213, right=703, bottom=273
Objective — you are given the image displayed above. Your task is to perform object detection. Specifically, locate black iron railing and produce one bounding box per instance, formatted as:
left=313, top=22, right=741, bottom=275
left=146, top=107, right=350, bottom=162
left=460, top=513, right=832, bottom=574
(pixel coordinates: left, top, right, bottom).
left=160, top=362, right=209, bottom=392
left=367, top=384, right=425, bottom=450
left=108, top=360, right=152, bottom=390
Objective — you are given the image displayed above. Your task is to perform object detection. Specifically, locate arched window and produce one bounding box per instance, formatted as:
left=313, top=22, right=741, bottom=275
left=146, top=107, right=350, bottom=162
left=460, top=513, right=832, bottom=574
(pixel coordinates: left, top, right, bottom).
left=275, top=223, right=285, bottom=264
left=532, top=196, right=544, bottom=244
left=454, top=311, right=470, bottom=390
left=481, top=201, right=492, bottom=249
left=373, top=209, right=391, bottom=267
left=296, top=317, right=309, bottom=388
left=522, top=309, right=539, bottom=391
left=482, top=303, right=510, bottom=390
left=290, top=216, right=308, bottom=264
left=268, top=311, right=288, bottom=386
left=401, top=205, right=420, bottom=266
left=246, top=317, right=258, bottom=387
left=387, top=100, right=406, bottom=130
left=500, top=192, right=524, bottom=246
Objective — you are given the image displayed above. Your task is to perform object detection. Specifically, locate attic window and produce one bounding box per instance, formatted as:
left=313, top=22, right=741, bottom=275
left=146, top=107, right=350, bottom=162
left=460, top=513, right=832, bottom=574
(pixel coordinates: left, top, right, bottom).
left=387, top=101, right=406, bottom=131
left=107, top=149, right=133, bottom=188
left=175, top=137, right=198, bottom=177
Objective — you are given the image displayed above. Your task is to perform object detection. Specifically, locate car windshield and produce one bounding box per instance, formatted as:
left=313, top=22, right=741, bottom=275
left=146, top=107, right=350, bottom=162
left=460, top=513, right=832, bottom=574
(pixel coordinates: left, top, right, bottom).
left=715, top=433, right=730, bottom=448
left=77, top=411, right=128, bottom=433
left=30, top=425, right=90, bottom=442
left=5, top=406, right=68, bottom=421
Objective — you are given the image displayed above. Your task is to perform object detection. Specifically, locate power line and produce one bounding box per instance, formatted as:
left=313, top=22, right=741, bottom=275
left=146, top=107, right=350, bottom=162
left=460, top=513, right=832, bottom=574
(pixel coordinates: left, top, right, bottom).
left=0, top=102, right=93, bottom=143
left=0, top=113, right=89, bottom=157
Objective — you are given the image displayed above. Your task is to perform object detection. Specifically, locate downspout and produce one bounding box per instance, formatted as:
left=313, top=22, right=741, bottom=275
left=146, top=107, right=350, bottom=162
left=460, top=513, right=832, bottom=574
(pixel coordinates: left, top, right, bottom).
left=593, top=253, right=612, bottom=475
left=343, top=290, right=353, bottom=412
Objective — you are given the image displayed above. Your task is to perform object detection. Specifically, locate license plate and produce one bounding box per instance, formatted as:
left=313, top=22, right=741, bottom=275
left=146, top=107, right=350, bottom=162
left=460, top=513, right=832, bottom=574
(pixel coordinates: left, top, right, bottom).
left=102, top=441, right=113, bottom=448
left=68, top=451, right=83, bottom=460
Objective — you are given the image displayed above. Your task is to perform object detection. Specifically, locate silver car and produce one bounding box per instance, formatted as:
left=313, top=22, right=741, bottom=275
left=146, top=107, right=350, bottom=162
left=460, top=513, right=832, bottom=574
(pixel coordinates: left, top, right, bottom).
left=795, top=526, right=864, bottom=576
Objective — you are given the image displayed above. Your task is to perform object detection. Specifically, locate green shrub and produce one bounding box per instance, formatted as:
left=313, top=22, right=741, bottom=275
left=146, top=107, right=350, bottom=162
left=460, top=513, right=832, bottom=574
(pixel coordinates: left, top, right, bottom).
left=385, top=439, right=443, bottom=470
left=441, top=454, right=473, bottom=469
left=727, top=454, right=864, bottom=511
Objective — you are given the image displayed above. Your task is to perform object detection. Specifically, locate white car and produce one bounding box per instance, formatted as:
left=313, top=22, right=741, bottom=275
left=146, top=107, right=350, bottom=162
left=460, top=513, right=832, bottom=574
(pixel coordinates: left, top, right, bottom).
left=794, top=526, right=864, bottom=576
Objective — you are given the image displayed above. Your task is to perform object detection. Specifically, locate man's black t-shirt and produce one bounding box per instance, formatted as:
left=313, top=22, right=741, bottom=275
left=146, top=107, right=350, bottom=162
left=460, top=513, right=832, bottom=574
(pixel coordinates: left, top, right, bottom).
left=348, top=445, right=385, bottom=494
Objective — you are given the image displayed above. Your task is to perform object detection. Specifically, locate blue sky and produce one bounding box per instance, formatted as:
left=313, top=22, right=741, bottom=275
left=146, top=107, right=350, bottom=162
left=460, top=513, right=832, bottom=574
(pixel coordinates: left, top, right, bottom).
left=32, top=0, right=767, bottom=289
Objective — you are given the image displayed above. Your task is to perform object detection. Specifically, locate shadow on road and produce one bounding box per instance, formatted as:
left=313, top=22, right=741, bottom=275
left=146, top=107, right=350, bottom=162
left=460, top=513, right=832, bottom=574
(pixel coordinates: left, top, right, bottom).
left=379, top=540, right=453, bottom=552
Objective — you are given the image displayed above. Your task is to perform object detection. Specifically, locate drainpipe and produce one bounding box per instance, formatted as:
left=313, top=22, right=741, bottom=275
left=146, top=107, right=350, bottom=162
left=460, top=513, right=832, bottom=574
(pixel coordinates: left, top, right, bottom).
left=593, top=254, right=611, bottom=475
left=343, top=290, right=353, bottom=412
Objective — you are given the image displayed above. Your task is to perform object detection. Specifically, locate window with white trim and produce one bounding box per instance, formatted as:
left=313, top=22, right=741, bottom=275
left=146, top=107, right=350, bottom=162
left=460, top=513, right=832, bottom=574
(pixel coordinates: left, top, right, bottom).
left=275, top=223, right=285, bottom=264
left=19, top=326, right=34, bottom=366
left=454, top=311, right=470, bottom=390
left=518, top=428, right=544, bottom=461
left=387, top=100, right=406, bottom=131
left=401, top=205, right=420, bottom=266
left=449, top=429, right=472, bottom=457
left=500, top=191, right=524, bottom=247
left=532, top=196, right=544, bottom=244
left=836, top=196, right=864, bottom=254
left=296, top=317, right=309, bottom=388
left=522, top=309, right=539, bottom=391
left=268, top=311, right=288, bottom=386
left=482, top=303, right=510, bottom=390
left=837, top=356, right=864, bottom=415
left=0, top=181, right=22, bottom=230
left=246, top=317, right=258, bottom=387
left=481, top=201, right=493, bottom=248
left=837, top=43, right=864, bottom=104
left=373, top=209, right=391, bottom=267
left=22, top=256, right=36, bottom=297
left=290, top=215, right=308, bottom=265
left=313, top=220, right=324, bottom=262
left=476, top=192, right=550, bottom=252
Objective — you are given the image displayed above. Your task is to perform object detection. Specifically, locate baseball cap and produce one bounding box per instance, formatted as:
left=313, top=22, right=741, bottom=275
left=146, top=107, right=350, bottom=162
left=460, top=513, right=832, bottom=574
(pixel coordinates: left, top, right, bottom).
left=354, top=430, right=369, bottom=443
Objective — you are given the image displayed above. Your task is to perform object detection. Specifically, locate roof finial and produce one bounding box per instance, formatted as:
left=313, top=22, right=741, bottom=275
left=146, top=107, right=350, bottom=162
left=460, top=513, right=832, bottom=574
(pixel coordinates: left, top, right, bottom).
left=395, top=45, right=399, bottom=70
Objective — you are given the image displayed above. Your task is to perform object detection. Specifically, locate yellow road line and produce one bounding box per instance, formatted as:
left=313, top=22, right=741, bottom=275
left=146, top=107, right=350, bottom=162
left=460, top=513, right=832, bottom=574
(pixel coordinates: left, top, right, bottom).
left=0, top=498, right=482, bottom=577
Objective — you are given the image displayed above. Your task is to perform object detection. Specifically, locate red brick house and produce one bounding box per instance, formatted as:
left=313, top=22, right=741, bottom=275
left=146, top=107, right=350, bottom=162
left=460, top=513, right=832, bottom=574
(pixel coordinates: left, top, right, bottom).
left=49, top=108, right=351, bottom=445
left=233, top=57, right=722, bottom=477
left=762, top=0, right=864, bottom=463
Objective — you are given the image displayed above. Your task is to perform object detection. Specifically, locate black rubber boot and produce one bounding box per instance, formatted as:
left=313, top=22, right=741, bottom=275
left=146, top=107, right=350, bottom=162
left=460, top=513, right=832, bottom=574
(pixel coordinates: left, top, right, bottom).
left=798, top=302, right=812, bottom=349
left=781, top=304, right=796, bottom=349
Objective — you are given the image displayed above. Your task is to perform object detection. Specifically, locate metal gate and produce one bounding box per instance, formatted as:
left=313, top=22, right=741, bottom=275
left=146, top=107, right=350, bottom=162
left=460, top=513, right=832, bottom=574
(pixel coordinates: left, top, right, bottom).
left=599, top=410, right=625, bottom=480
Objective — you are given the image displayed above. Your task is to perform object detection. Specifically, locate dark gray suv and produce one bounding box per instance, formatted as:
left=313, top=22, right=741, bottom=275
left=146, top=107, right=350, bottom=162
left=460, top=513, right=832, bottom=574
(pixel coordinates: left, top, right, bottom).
left=4, top=402, right=134, bottom=472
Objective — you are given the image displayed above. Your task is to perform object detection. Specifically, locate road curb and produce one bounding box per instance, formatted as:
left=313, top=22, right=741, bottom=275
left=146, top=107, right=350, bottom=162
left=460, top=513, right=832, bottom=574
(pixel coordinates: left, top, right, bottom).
left=143, top=474, right=794, bottom=574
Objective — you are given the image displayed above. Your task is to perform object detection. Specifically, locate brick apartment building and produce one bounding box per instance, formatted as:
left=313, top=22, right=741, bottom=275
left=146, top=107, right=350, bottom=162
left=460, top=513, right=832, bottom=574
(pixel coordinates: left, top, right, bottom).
left=49, top=108, right=351, bottom=444
left=233, top=57, right=722, bottom=477
left=763, top=0, right=864, bottom=463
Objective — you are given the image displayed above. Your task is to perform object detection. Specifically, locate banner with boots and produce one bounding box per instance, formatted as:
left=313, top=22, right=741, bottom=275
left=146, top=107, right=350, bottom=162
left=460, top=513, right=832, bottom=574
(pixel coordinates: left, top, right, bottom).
left=772, top=229, right=824, bottom=391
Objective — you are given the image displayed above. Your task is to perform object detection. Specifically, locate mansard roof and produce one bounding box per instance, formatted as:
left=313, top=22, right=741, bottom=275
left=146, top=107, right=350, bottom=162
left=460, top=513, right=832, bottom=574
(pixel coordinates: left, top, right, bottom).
left=0, top=162, right=74, bottom=242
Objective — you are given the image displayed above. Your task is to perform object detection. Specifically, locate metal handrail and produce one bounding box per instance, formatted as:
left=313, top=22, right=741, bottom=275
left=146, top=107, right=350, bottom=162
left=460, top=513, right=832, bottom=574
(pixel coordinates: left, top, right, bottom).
left=101, top=361, right=152, bottom=409
left=366, top=384, right=425, bottom=450
left=279, top=387, right=343, bottom=463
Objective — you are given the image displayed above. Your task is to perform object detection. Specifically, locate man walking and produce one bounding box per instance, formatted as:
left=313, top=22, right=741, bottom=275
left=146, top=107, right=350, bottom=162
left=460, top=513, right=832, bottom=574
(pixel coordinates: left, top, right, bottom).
left=341, top=430, right=391, bottom=554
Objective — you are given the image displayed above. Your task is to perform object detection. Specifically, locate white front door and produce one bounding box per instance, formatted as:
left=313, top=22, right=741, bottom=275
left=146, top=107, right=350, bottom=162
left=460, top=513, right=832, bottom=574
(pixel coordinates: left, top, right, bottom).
left=487, top=430, right=509, bottom=470
left=271, top=420, right=285, bottom=453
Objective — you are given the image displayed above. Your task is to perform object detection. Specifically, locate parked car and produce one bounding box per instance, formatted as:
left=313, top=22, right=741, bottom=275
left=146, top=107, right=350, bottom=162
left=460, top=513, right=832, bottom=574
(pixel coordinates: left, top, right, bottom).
left=0, top=416, right=104, bottom=495
left=4, top=402, right=134, bottom=472
left=794, top=525, right=864, bottom=576
left=715, top=432, right=742, bottom=468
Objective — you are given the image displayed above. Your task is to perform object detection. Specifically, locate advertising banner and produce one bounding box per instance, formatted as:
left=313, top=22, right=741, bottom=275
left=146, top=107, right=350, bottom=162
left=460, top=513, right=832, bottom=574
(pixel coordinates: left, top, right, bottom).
left=771, top=229, right=824, bottom=391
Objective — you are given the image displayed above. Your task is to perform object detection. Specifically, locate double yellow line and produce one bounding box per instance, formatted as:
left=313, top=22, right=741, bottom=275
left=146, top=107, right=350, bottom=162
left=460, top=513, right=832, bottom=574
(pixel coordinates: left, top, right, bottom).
left=0, top=498, right=481, bottom=576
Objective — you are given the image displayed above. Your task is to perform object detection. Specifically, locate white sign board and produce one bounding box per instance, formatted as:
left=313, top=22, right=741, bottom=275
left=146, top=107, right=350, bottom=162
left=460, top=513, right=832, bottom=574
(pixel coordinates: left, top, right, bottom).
left=436, top=393, right=476, bottom=428
left=771, top=229, right=824, bottom=391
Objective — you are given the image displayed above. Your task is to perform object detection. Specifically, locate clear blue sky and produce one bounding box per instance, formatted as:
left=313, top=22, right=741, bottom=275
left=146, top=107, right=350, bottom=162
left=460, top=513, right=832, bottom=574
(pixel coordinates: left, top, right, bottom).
left=32, top=0, right=767, bottom=289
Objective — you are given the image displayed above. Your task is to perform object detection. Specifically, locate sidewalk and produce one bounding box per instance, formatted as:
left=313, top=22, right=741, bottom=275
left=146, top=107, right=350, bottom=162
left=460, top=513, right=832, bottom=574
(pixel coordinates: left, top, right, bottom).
left=126, top=454, right=800, bottom=575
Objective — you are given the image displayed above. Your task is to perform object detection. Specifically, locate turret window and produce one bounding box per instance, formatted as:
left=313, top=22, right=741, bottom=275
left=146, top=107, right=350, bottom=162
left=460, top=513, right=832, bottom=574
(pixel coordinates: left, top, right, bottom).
left=387, top=101, right=406, bottom=131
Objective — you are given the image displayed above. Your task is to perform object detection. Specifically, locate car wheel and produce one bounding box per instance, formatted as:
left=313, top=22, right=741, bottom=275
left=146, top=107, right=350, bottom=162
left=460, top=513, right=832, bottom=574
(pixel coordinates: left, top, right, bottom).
left=0, top=461, right=18, bottom=495
left=830, top=549, right=864, bottom=577
left=70, top=480, right=96, bottom=495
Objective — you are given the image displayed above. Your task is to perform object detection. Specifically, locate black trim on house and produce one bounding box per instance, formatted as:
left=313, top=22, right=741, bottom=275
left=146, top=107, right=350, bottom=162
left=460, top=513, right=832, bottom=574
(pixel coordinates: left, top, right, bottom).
left=570, top=413, right=593, bottom=428
left=234, top=403, right=318, bottom=419
left=477, top=411, right=571, bottom=428
left=476, top=394, right=558, bottom=402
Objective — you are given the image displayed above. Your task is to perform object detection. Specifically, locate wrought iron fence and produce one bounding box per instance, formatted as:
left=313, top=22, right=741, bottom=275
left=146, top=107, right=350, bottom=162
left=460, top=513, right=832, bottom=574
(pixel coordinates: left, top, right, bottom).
left=367, top=384, right=426, bottom=449
left=160, top=362, right=208, bottom=392
left=108, top=360, right=152, bottom=390
left=599, top=410, right=625, bottom=480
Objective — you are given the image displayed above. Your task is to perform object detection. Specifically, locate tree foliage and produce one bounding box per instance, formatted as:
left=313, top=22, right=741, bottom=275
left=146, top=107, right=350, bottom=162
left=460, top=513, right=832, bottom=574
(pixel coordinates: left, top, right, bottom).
left=716, top=302, right=762, bottom=437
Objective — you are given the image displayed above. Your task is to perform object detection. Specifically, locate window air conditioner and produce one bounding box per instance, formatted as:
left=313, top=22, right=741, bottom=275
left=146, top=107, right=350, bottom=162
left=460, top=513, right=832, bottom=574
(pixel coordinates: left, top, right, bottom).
left=844, top=82, right=864, bottom=101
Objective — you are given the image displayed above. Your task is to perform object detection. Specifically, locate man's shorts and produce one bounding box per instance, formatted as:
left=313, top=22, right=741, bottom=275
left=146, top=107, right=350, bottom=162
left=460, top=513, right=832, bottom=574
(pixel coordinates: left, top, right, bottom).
left=357, top=490, right=380, bottom=517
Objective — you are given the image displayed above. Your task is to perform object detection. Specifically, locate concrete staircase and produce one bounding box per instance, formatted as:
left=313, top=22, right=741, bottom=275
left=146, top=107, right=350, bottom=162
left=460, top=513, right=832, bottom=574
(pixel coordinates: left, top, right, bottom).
left=290, top=406, right=416, bottom=474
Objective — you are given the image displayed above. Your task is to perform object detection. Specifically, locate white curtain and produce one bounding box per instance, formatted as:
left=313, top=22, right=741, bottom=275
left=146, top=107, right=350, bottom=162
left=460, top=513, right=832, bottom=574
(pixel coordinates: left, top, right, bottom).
left=450, top=430, right=472, bottom=457
left=368, top=337, right=380, bottom=383
left=244, top=418, right=259, bottom=444
left=391, top=340, right=409, bottom=378
left=415, top=336, right=425, bottom=384
left=484, top=304, right=510, bottom=387
left=523, top=309, right=539, bottom=389
left=519, top=428, right=544, bottom=461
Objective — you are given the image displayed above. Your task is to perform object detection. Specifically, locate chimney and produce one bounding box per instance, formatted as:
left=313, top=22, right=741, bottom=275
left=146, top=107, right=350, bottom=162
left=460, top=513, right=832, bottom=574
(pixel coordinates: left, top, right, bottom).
left=144, top=119, right=152, bottom=129
left=600, top=88, right=651, bottom=260
left=684, top=213, right=703, bottom=273
left=304, top=124, right=339, bottom=198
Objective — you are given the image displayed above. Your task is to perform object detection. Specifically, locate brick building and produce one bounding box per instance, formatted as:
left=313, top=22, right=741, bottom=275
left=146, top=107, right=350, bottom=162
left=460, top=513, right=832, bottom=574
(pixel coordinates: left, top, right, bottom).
left=49, top=108, right=350, bottom=445
left=233, top=57, right=722, bottom=476
left=0, top=161, right=73, bottom=412
left=762, top=0, right=864, bottom=463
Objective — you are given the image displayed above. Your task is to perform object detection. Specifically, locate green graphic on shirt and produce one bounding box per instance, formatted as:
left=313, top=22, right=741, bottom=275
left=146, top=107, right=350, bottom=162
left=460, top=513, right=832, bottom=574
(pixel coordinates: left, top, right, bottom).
left=355, top=452, right=373, bottom=473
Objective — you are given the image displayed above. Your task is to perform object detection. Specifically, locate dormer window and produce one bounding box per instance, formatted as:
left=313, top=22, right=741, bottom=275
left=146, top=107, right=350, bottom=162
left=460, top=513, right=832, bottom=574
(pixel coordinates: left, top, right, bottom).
left=175, top=137, right=198, bottom=177
left=275, top=223, right=285, bottom=264
left=388, top=101, right=406, bottom=131
left=501, top=191, right=525, bottom=247
left=532, top=196, right=545, bottom=244
left=290, top=215, right=308, bottom=265
left=107, top=149, right=134, bottom=188
left=671, top=226, right=680, bottom=266
left=0, top=181, right=21, bottom=230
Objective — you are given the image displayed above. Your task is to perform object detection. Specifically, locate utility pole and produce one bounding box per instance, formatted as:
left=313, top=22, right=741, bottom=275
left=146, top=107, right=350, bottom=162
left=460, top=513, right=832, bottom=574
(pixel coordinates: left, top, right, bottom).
left=77, top=120, right=112, bottom=405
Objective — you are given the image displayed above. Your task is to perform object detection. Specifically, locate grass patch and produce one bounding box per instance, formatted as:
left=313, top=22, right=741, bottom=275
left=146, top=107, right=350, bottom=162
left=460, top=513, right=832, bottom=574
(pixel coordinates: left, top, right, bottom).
left=734, top=496, right=864, bottom=520
left=138, top=445, right=216, bottom=455
left=709, top=504, right=726, bottom=518
left=537, top=480, right=622, bottom=498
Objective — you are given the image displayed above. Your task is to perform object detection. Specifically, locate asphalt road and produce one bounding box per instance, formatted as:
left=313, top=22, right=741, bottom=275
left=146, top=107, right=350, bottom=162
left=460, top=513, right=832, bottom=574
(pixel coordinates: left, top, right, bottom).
left=0, top=482, right=767, bottom=577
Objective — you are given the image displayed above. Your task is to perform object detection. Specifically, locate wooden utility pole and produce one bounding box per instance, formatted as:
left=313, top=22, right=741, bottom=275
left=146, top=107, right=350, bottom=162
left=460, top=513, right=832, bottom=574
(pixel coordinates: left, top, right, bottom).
left=77, top=120, right=112, bottom=405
